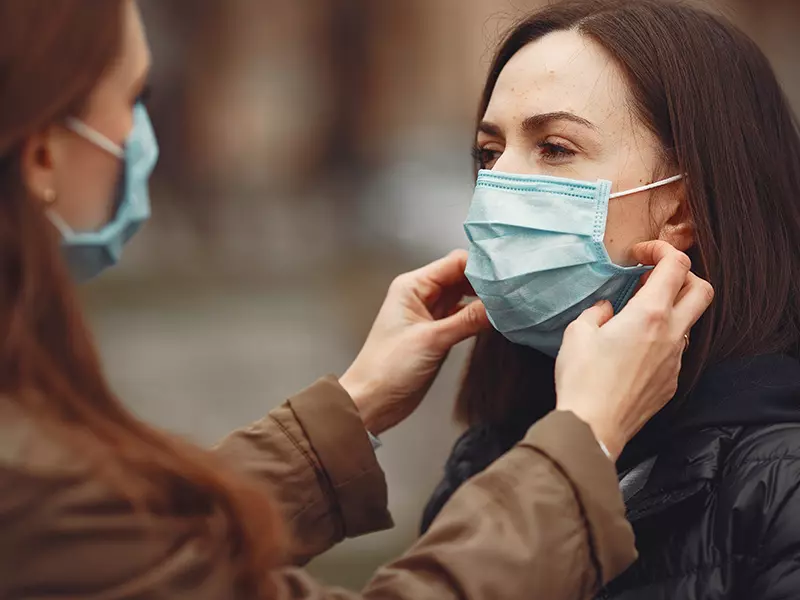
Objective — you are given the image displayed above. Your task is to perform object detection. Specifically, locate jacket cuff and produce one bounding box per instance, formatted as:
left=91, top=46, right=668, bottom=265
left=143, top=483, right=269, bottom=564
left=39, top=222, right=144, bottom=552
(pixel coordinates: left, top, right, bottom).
left=520, top=410, right=637, bottom=585
left=288, top=375, right=394, bottom=538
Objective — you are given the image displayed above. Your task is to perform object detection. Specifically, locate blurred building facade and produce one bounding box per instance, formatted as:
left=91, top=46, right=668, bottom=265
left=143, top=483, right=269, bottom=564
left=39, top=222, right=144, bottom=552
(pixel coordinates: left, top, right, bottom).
left=86, top=0, right=800, bottom=590
left=119, top=0, right=800, bottom=283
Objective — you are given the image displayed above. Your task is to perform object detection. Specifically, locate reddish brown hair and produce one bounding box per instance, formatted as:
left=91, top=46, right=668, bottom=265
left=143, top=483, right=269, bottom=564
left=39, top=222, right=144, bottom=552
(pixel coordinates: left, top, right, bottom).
left=0, top=1, right=283, bottom=595
left=457, top=0, right=800, bottom=432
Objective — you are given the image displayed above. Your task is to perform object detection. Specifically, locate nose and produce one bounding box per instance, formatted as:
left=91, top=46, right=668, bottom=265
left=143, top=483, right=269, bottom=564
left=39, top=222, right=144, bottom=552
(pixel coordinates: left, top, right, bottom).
left=491, top=147, right=539, bottom=176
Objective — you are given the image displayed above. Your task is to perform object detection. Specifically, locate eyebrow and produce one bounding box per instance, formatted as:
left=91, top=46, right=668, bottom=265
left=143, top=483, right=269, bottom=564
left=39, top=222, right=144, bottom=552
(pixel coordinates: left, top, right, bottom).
left=478, top=111, right=598, bottom=137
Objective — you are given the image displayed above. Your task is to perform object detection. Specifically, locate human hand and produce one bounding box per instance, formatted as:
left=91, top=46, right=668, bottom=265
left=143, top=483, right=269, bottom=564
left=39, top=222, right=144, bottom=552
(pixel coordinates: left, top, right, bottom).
left=555, top=241, right=715, bottom=460
left=339, top=250, right=491, bottom=435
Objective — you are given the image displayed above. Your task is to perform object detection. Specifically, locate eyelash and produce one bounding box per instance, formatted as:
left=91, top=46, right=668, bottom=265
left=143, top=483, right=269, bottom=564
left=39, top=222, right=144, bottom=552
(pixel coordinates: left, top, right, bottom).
left=538, top=142, right=575, bottom=162
left=471, top=146, right=499, bottom=169
left=471, top=141, right=576, bottom=169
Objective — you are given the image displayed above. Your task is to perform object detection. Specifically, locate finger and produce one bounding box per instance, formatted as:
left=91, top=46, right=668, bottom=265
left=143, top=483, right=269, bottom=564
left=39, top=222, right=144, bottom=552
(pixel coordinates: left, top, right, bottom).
left=671, top=270, right=694, bottom=306
left=575, top=300, right=615, bottom=330
left=672, top=273, right=715, bottom=333
left=446, top=300, right=470, bottom=318
left=405, top=249, right=473, bottom=305
left=629, top=241, right=692, bottom=309
left=415, top=249, right=470, bottom=289
left=430, top=286, right=467, bottom=320
left=430, top=299, right=491, bottom=349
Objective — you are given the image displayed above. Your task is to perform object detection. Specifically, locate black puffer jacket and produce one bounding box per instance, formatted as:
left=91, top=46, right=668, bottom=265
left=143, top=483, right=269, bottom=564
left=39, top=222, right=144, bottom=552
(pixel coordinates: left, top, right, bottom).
left=422, top=354, right=800, bottom=599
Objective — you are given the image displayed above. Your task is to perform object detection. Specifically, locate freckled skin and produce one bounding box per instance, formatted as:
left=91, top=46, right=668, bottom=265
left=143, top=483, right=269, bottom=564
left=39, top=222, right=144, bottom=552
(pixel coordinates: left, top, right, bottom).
left=477, top=30, right=692, bottom=264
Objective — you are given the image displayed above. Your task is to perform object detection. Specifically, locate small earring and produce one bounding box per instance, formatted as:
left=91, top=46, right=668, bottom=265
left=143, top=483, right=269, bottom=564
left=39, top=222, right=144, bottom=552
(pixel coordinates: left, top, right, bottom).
left=43, top=189, right=57, bottom=204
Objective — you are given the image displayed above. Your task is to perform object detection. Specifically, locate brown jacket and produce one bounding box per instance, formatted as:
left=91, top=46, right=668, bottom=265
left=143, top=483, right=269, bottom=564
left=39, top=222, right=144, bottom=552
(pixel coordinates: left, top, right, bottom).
left=0, top=377, right=636, bottom=599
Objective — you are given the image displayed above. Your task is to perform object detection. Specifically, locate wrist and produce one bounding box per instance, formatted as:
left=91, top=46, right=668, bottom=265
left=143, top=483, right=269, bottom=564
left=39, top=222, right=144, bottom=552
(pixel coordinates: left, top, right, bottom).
left=584, top=420, right=625, bottom=462
left=339, top=371, right=385, bottom=435
left=557, top=408, right=625, bottom=462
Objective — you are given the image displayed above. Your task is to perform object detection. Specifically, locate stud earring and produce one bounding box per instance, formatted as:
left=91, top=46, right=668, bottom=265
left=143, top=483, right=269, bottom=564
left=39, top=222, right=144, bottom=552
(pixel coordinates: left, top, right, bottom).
left=43, top=189, right=57, bottom=204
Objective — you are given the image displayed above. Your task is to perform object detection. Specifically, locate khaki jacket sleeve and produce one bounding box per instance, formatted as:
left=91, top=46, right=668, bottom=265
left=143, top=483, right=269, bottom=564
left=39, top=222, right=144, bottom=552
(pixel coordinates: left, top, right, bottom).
left=267, top=410, right=637, bottom=600
left=213, top=376, right=393, bottom=564
left=0, top=380, right=636, bottom=600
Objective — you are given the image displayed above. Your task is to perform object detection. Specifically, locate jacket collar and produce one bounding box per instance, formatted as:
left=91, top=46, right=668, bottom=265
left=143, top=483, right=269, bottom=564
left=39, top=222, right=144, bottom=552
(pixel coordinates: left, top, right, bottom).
left=615, top=354, right=800, bottom=521
left=673, top=353, right=800, bottom=433
left=619, top=353, right=800, bottom=473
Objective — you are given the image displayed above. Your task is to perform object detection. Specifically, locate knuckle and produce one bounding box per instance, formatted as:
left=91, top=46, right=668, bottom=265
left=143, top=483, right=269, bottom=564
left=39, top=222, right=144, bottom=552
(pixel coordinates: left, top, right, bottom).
left=389, top=274, right=409, bottom=294
left=460, top=304, right=480, bottom=329
left=699, top=280, right=715, bottom=305
left=642, top=304, right=669, bottom=327
left=564, top=318, right=589, bottom=338
left=563, top=320, right=580, bottom=338
left=674, top=251, right=692, bottom=270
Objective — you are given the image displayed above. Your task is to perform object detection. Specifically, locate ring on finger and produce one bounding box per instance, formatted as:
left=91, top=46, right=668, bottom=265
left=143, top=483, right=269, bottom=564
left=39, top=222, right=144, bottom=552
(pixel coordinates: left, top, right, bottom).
left=683, top=333, right=690, bottom=353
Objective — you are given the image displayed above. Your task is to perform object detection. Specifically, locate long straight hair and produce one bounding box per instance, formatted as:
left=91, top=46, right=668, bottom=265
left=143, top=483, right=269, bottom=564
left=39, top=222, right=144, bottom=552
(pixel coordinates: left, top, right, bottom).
left=457, top=0, right=800, bottom=435
left=0, top=1, right=283, bottom=596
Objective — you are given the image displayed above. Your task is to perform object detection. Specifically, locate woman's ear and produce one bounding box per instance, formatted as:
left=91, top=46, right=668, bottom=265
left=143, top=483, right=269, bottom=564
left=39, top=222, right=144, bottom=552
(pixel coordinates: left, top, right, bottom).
left=20, top=127, right=58, bottom=205
left=656, top=180, right=694, bottom=252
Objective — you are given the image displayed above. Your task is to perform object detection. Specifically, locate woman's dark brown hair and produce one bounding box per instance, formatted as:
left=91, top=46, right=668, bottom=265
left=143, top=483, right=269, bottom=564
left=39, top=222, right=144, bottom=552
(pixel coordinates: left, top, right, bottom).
left=0, top=1, right=283, bottom=595
left=457, top=0, right=800, bottom=437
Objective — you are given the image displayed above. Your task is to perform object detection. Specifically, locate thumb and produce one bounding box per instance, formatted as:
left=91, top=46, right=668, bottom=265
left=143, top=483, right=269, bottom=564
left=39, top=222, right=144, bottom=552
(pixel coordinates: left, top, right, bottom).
left=577, top=300, right=615, bottom=329
left=431, top=299, right=491, bottom=350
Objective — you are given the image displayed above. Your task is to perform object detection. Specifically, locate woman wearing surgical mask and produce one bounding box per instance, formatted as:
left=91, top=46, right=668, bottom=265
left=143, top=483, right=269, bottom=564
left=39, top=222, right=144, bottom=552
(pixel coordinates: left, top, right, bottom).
left=0, top=1, right=712, bottom=599
left=423, top=1, right=800, bottom=599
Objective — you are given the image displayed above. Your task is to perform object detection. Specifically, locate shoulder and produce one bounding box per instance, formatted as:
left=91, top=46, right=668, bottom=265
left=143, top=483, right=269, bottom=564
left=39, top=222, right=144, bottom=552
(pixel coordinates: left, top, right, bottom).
left=723, top=422, right=800, bottom=475
left=715, top=424, right=800, bottom=548
left=710, top=424, right=800, bottom=594
left=718, top=423, right=800, bottom=496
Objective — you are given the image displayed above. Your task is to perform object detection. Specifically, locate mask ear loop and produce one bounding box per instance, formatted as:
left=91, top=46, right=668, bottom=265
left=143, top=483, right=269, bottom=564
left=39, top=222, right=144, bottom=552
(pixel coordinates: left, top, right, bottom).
left=64, top=118, right=125, bottom=159
left=49, top=119, right=125, bottom=236
left=47, top=208, right=75, bottom=237
left=608, top=173, right=685, bottom=268
left=609, top=174, right=684, bottom=199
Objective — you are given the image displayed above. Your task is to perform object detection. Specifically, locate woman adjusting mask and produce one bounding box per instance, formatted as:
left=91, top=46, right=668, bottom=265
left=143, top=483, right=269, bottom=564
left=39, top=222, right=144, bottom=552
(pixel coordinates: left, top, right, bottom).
left=0, top=0, right=714, bottom=599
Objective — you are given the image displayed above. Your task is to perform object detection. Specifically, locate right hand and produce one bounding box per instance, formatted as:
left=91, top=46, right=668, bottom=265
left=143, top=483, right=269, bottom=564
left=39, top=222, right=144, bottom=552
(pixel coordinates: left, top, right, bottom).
left=554, top=241, right=715, bottom=460
left=340, top=250, right=490, bottom=435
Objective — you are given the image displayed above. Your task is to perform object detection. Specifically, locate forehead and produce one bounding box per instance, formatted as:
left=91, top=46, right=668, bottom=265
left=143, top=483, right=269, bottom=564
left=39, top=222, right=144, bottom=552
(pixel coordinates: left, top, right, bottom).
left=484, top=30, right=629, bottom=130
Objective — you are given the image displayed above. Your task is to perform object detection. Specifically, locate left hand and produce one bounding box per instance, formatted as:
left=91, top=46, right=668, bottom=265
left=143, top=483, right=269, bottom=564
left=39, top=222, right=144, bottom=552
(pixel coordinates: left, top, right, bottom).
left=339, top=250, right=491, bottom=435
left=555, top=241, right=714, bottom=460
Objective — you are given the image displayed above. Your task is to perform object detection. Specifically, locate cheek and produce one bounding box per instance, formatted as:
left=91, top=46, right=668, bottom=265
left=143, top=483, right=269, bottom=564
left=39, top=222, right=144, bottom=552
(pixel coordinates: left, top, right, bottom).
left=603, top=197, right=655, bottom=265
left=55, top=147, right=122, bottom=232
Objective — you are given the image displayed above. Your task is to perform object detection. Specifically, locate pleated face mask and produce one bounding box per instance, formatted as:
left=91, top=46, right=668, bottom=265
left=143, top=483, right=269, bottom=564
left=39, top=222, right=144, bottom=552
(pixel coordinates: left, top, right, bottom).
left=464, top=169, right=683, bottom=357
left=49, top=103, right=159, bottom=282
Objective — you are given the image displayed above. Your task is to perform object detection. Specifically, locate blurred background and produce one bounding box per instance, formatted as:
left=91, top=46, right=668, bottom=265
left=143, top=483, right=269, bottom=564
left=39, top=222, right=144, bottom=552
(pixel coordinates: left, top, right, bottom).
left=83, top=0, right=800, bottom=590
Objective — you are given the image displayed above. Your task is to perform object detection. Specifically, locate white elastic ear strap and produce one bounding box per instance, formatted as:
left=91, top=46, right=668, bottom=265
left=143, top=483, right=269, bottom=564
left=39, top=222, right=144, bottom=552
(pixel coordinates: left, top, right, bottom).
left=46, top=209, right=75, bottom=236
left=64, top=118, right=125, bottom=159
left=609, top=174, right=684, bottom=199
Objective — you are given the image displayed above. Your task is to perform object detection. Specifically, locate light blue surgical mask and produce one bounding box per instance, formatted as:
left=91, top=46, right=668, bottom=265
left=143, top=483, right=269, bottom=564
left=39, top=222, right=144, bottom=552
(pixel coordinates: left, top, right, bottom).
left=464, top=170, right=683, bottom=357
left=48, top=103, right=159, bottom=282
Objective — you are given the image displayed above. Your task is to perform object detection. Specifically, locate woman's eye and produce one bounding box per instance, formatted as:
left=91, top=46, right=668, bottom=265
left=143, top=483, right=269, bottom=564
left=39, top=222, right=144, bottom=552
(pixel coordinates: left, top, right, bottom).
left=472, top=146, right=501, bottom=169
left=538, top=141, right=575, bottom=163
